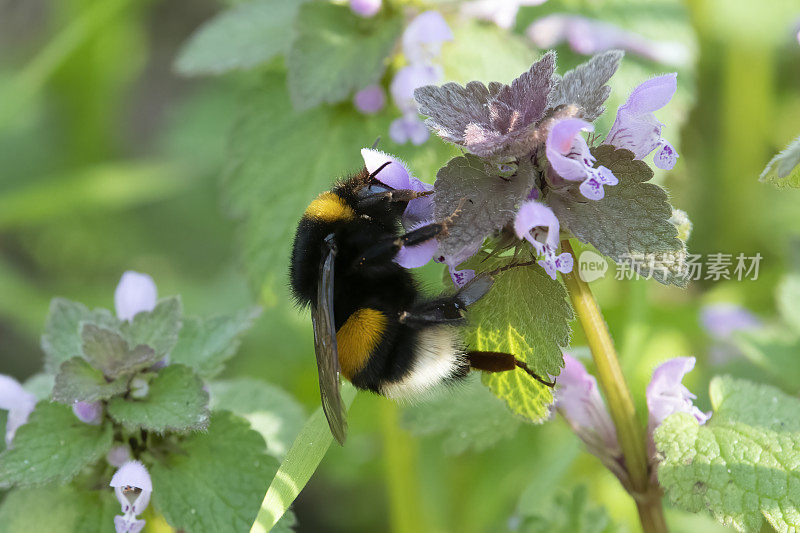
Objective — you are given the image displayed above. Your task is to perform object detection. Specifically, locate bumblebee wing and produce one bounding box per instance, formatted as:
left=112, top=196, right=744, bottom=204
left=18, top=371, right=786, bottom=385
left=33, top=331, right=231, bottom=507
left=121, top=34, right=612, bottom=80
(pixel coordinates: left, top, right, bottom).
left=312, top=234, right=348, bottom=445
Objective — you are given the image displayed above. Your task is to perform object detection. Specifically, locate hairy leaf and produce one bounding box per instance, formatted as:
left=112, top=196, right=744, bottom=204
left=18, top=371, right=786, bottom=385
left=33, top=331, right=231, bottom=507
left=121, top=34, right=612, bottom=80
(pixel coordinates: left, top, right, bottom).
left=434, top=154, right=536, bottom=261
left=0, top=402, right=113, bottom=488
left=0, top=485, right=118, bottom=533
left=170, top=307, right=261, bottom=379
left=548, top=50, right=624, bottom=121
left=655, top=376, right=800, bottom=532
left=81, top=324, right=156, bottom=379
left=224, top=72, right=389, bottom=291
left=416, top=53, right=556, bottom=157
left=287, top=3, right=402, bottom=110
left=550, top=145, right=687, bottom=286
left=760, top=134, right=800, bottom=189
left=208, top=377, right=305, bottom=458
left=41, top=298, right=118, bottom=373
left=151, top=411, right=277, bottom=533
left=175, top=0, right=305, bottom=76
left=119, top=296, right=182, bottom=358
left=462, top=257, right=572, bottom=422
left=777, top=274, right=800, bottom=334
left=402, top=373, right=520, bottom=455
left=52, top=357, right=128, bottom=403
left=107, top=364, right=209, bottom=433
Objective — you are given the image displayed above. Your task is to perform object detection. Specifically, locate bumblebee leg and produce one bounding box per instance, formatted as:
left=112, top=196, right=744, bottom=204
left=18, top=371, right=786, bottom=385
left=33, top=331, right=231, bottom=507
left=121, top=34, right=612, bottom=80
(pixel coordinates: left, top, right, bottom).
left=466, top=351, right=555, bottom=388
left=354, top=223, right=444, bottom=267
left=357, top=188, right=433, bottom=210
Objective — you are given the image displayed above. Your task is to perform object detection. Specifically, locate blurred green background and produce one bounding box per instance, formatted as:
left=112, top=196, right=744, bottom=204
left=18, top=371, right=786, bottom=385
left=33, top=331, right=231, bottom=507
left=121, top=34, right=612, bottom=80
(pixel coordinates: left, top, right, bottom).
left=0, top=0, right=799, bottom=531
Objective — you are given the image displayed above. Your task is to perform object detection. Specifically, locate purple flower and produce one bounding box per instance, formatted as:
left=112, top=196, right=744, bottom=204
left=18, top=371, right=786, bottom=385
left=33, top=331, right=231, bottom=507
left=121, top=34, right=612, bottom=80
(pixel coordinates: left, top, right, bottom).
left=700, top=303, right=760, bottom=341
left=391, top=64, right=442, bottom=114
left=605, top=74, right=679, bottom=170
left=514, top=200, right=574, bottom=279
left=114, top=271, right=157, bottom=321
left=390, top=114, right=430, bottom=146
left=436, top=241, right=481, bottom=288
left=72, top=400, right=103, bottom=425
left=461, top=0, right=548, bottom=30
left=107, top=445, right=132, bottom=467
left=646, top=357, right=710, bottom=430
left=353, top=85, right=386, bottom=115
left=402, top=11, right=453, bottom=65
left=110, top=460, right=152, bottom=533
left=527, top=15, right=689, bottom=67
left=0, top=374, right=36, bottom=448
left=546, top=118, right=618, bottom=200
left=360, top=149, right=437, bottom=268
left=349, top=0, right=381, bottom=18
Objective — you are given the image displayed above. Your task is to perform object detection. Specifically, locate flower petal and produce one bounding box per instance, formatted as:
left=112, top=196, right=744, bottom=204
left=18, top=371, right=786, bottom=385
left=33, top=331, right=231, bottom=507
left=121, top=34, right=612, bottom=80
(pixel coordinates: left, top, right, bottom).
left=395, top=239, right=438, bottom=269
left=110, top=460, right=153, bottom=492
left=360, top=148, right=413, bottom=189
left=449, top=266, right=476, bottom=288
left=622, top=73, right=677, bottom=115
left=114, top=272, right=157, bottom=321
left=391, top=64, right=442, bottom=113
left=0, top=374, right=37, bottom=447
left=546, top=118, right=595, bottom=181
left=653, top=140, right=679, bottom=170
left=646, top=357, right=710, bottom=428
left=402, top=11, right=453, bottom=64
left=700, top=303, right=760, bottom=340
left=514, top=200, right=560, bottom=250
left=73, top=401, right=103, bottom=425
left=349, top=0, right=381, bottom=18
left=353, top=85, right=386, bottom=114
left=403, top=195, right=434, bottom=229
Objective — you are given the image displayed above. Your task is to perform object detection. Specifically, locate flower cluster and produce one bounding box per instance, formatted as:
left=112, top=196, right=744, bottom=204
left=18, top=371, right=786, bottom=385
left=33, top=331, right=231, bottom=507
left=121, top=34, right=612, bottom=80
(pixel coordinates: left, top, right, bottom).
left=555, top=354, right=709, bottom=486
left=365, top=51, right=684, bottom=285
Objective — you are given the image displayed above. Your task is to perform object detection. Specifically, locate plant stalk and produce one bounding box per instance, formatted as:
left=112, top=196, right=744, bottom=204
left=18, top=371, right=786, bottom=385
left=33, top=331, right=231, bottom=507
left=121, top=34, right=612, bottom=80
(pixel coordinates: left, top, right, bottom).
left=561, top=239, right=667, bottom=533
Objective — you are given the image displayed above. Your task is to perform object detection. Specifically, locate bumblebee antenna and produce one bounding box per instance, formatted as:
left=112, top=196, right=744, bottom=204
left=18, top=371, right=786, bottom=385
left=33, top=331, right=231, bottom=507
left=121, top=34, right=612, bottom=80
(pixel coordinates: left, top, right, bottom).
left=371, top=137, right=381, bottom=149
left=367, top=160, right=392, bottom=182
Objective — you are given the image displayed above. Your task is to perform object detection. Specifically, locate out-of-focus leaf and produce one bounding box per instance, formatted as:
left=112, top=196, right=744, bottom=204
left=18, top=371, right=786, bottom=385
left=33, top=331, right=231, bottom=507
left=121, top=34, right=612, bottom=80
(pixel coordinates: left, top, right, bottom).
left=402, top=373, right=521, bottom=455
left=462, top=256, right=572, bottom=422
left=655, top=376, right=800, bottom=532
left=760, top=135, right=800, bottom=189
left=119, top=297, right=182, bottom=359
left=52, top=356, right=128, bottom=403
left=249, top=384, right=356, bottom=533
left=175, top=0, right=306, bottom=76
left=224, top=72, right=389, bottom=293
left=81, top=324, right=156, bottom=379
left=0, top=485, right=118, bottom=533
left=734, top=327, right=800, bottom=393
left=151, top=411, right=278, bottom=533
left=776, top=274, right=800, bottom=333
left=41, top=298, right=118, bottom=373
left=518, top=485, right=615, bottom=533
left=287, top=3, right=402, bottom=110
left=107, top=364, right=209, bottom=433
left=0, top=402, right=113, bottom=488
left=170, top=307, right=261, bottom=379
left=208, top=377, right=305, bottom=458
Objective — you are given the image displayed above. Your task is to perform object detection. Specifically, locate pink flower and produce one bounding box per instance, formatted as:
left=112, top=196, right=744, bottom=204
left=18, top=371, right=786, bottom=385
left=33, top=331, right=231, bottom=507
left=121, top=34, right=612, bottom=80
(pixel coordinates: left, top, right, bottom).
left=349, top=0, right=381, bottom=18
left=546, top=118, right=618, bottom=200
left=72, top=400, right=103, bottom=425
left=605, top=74, right=679, bottom=170
left=402, top=11, right=453, bottom=65
left=390, top=64, right=442, bottom=114
left=353, top=85, right=386, bottom=115
left=514, top=200, right=574, bottom=279
left=461, top=0, right=548, bottom=30
left=646, top=357, right=710, bottom=430
left=0, top=374, right=36, bottom=448
left=114, top=271, right=157, bottom=321
left=110, top=460, right=152, bottom=533
left=389, top=114, right=430, bottom=146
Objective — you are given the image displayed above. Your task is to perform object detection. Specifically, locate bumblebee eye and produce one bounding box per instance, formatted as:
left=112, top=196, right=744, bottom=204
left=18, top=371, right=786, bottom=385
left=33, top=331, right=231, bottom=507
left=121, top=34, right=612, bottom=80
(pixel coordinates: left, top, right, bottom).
left=359, top=182, right=393, bottom=198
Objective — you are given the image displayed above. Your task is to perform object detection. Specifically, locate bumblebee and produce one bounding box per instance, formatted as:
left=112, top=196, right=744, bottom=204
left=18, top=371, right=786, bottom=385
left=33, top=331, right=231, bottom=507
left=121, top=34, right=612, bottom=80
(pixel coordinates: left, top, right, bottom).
left=290, top=161, right=553, bottom=444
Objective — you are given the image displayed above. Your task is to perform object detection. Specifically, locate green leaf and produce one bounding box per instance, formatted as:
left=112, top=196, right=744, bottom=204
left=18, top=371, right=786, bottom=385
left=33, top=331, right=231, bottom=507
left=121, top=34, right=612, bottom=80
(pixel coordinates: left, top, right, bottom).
left=776, top=274, right=800, bottom=333
left=287, top=3, right=402, bottom=110
left=735, top=327, right=800, bottom=392
left=52, top=357, right=128, bottom=403
left=224, top=72, right=390, bottom=291
left=107, top=364, right=209, bottom=433
left=550, top=145, right=688, bottom=287
left=655, top=376, right=800, bottom=532
left=271, top=509, right=298, bottom=533
left=402, top=373, right=520, bottom=455
left=151, top=411, right=278, bottom=533
left=81, top=324, right=157, bottom=379
left=760, top=134, right=800, bottom=189
left=175, top=0, right=306, bottom=76
left=208, top=377, right=305, bottom=458
left=463, top=256, right=572, bottom=422
left=41, top=298, right=118, bottom=373
left=0, top=402, right=113, bottom=488
left=0, top=485, right=118, bottom=533
left=170, top=307, right=261, bottom=379
left=434, top=154, right=536, bottom=261
left=517, top=485, right=614, bottom=533
left=250, top=384, right=357, bottom=531
left=119, top=296, right=182, bottom=358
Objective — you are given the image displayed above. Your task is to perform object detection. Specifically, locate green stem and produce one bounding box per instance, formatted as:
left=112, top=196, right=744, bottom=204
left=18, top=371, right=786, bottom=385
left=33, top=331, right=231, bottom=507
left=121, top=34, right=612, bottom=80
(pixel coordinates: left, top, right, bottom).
left=561, top=239, right=666, bottom=533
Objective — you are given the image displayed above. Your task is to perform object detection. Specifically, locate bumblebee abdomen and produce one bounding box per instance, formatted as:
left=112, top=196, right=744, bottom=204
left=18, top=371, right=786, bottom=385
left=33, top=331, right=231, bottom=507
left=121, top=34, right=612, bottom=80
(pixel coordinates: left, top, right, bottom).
left=335, top=308, right=388, bottom=380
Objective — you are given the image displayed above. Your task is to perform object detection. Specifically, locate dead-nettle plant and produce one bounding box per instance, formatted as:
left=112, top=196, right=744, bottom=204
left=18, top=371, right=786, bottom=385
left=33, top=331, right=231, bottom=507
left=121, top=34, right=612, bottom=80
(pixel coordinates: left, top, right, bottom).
left=0, top=272, right=303, bottom=533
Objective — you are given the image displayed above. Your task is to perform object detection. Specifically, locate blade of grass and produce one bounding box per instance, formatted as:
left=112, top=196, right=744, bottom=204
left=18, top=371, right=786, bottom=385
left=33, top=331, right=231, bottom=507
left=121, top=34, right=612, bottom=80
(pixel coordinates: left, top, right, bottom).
left=250, top=383, right=357, bottom=533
